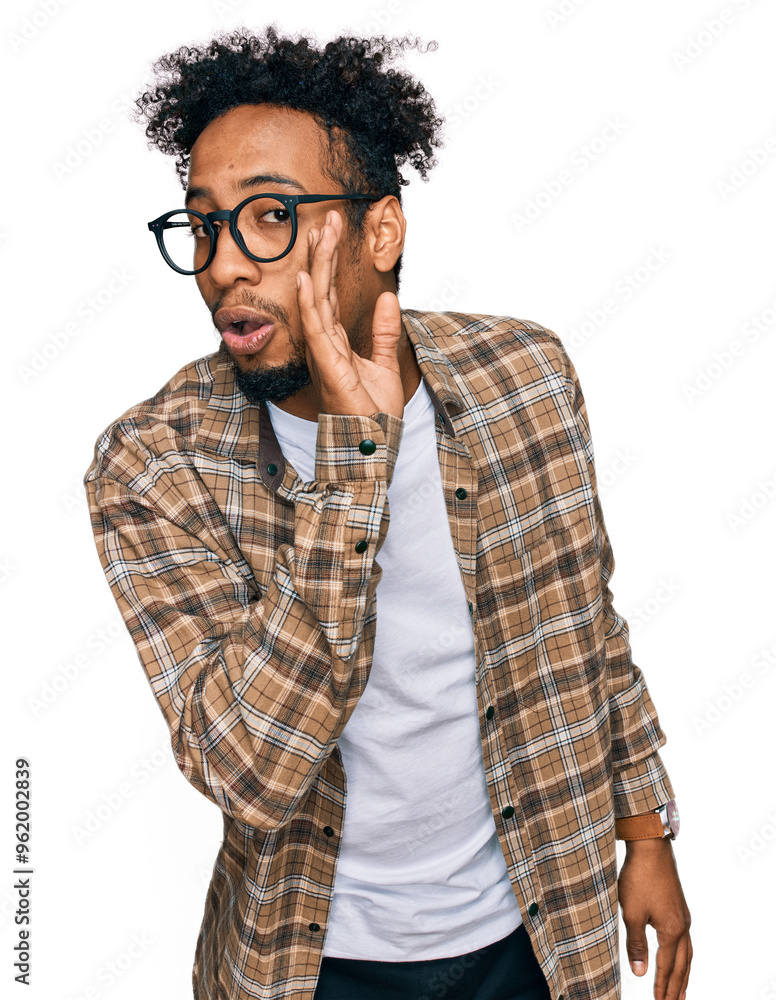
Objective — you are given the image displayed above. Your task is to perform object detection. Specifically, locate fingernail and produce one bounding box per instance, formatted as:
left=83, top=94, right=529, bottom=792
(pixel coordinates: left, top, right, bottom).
left=296, top=273, right=301, bottom=289
left=631, top=962, right=646, bottom=975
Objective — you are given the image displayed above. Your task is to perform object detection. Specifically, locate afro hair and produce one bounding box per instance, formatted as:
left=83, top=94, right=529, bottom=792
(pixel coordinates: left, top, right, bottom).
left=134, top=26, right=445, bottom=285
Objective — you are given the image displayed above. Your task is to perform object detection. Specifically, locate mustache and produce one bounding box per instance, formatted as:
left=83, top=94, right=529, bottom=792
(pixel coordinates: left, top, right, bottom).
left=210, top=290, right=291, bottom=329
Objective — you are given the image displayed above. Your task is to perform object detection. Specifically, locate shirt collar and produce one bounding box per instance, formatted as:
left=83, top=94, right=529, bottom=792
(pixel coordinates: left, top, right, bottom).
left=192, top=309, right=465, bottom=482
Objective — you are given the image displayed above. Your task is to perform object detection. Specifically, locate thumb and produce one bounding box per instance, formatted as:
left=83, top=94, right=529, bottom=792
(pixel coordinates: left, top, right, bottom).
left=625, top=921, right=649, bottom=977
left=369, top=291, right=402, bottom=369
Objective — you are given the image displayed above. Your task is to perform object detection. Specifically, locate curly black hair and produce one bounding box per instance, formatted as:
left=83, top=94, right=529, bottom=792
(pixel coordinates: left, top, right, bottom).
left=134, top=26, right=444, bottom=287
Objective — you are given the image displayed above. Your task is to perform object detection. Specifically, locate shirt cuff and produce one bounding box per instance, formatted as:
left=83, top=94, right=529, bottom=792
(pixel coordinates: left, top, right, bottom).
left=314, top=412, right=404, bottom=487
left=612, top=751, right=675, bottom=820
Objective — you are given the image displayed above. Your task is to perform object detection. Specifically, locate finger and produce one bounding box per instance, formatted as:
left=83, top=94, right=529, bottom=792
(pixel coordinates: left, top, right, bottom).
left=659, top=933, right=690, bottom=1000
left=307, top=227, right=319, bottom=272
left=328, top=238, right=341, bottom=323
left=669, top=935, right=690, bottom=1000
left=315, top=210, right=342, bottom=323
left=309, top=211, right=341, bottom=333
left=296, top=269, right=340, bottom=363
left=652, top=930, right=680, bottom=1000
left=312, top=216, right=349, bottom=358
left=369, top=291, right=402, bottom=371
left=624, top=918, right=649, bottom=978
left=302, top=222, right=347, bottom=359
left=677, top=932, right=692, bottom=1000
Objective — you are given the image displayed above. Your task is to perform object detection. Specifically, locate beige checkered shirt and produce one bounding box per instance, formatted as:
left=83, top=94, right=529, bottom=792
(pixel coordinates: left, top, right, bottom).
left=84, top=309, right=675, bottom=1000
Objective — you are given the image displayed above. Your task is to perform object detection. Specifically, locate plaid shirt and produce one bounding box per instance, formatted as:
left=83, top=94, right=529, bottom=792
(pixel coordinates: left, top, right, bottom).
left=83, top=309, right=674, bottom=1000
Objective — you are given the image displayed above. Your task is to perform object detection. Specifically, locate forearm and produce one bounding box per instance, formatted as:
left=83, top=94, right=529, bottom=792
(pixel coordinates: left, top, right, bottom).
left=84, top=410, right=403, bottom=831
left=557, top=342, right=675, bottom=815
left=600, top=571, right=675, bottom=817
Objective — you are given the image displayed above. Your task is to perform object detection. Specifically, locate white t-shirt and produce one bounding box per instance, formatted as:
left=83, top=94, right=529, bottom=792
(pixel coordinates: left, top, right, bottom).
left=266, top=379, right=522, bottom=961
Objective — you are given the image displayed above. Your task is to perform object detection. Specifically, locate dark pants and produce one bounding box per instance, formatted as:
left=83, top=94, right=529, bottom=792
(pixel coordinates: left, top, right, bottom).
left=313, top=924, right=552, bottom=1000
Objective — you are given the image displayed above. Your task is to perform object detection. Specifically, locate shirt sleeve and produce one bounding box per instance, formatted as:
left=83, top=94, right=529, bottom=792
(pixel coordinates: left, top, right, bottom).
left=560, top=346, right=676, bottom=820
left=83, top=409, right=403, bottom=832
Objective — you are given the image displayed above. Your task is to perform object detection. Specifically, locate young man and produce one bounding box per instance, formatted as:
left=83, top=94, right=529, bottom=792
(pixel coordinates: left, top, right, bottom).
left=84, top=29, right=691, bottom=1000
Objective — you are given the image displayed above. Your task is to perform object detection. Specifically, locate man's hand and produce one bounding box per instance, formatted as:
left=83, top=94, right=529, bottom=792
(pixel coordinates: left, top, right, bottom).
left=618, top=837, right=692, bottom=1000
left=296, top=209, right=404, bottom=418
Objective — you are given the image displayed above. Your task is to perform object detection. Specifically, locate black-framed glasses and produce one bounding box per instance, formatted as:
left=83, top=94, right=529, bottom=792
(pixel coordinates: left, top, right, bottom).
left=147, top=192, right=381, bottom=275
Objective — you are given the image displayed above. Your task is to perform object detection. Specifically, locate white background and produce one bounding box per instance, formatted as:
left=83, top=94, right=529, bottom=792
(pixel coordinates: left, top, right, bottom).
left=2, top=0, right=774, bottom=997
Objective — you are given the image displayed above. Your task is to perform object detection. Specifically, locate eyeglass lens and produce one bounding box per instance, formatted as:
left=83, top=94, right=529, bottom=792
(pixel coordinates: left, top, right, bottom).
left=160, top=196, right=294, bottom=272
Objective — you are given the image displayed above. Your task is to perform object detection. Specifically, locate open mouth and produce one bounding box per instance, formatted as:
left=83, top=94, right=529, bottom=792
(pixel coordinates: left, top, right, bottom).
left=222, top=321, right=275, bottom=355
left=216, top=308, right=277, bottom=355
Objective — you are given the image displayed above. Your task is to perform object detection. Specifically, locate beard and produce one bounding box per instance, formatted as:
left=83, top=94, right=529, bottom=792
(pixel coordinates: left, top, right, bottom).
left=211, top=289, right=310, bottom=405
left=232, top=337, right=313, bottom=405
left=215, top=268, right=369, bottom=407
left=230, top=312, right=370, bottom=407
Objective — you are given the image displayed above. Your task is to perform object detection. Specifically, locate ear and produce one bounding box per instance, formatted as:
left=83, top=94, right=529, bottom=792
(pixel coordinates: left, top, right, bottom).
left=364, top=195, right=406, bottom=274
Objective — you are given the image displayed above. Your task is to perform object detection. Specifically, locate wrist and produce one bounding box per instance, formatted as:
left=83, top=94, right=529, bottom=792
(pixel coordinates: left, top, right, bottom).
left=624, top=834, right=673, bottom=853
left=615, top=799, right=680, bottom=842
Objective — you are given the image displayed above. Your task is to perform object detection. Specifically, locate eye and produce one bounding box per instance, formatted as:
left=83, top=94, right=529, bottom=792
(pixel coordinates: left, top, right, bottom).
left=260, top=207, right=291, bottom=224
left=169, top=218, right=210, bottom=239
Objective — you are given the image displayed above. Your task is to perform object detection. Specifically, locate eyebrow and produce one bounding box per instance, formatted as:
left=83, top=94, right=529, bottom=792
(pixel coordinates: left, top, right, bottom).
left=185, top=173, right=304, bottom=206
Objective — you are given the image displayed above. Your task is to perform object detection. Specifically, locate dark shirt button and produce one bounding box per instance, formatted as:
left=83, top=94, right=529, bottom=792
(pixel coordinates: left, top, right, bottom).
left=455, top=487, right=468, bottom=500
left=528, top=902, right=539, bottom=917
left=468, top=602, right=474, bottom=615
left=355, top=540, right=368, bottom=553
left=323, top=826, right=335, bottom=837
left=436, top=412, right=445, bottom=425
left=485, top=706, right=495, bottom=720
left=358, top=438, right=376, bottom=455
left=309, top=922, right=321, bottom=932
left=501, top=805, right=515, bottom=819
left=267, top=463, right=278, bottom=476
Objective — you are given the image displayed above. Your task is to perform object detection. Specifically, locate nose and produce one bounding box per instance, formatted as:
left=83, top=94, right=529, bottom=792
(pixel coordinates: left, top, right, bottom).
left=205, top=221, right=263, bottom=288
